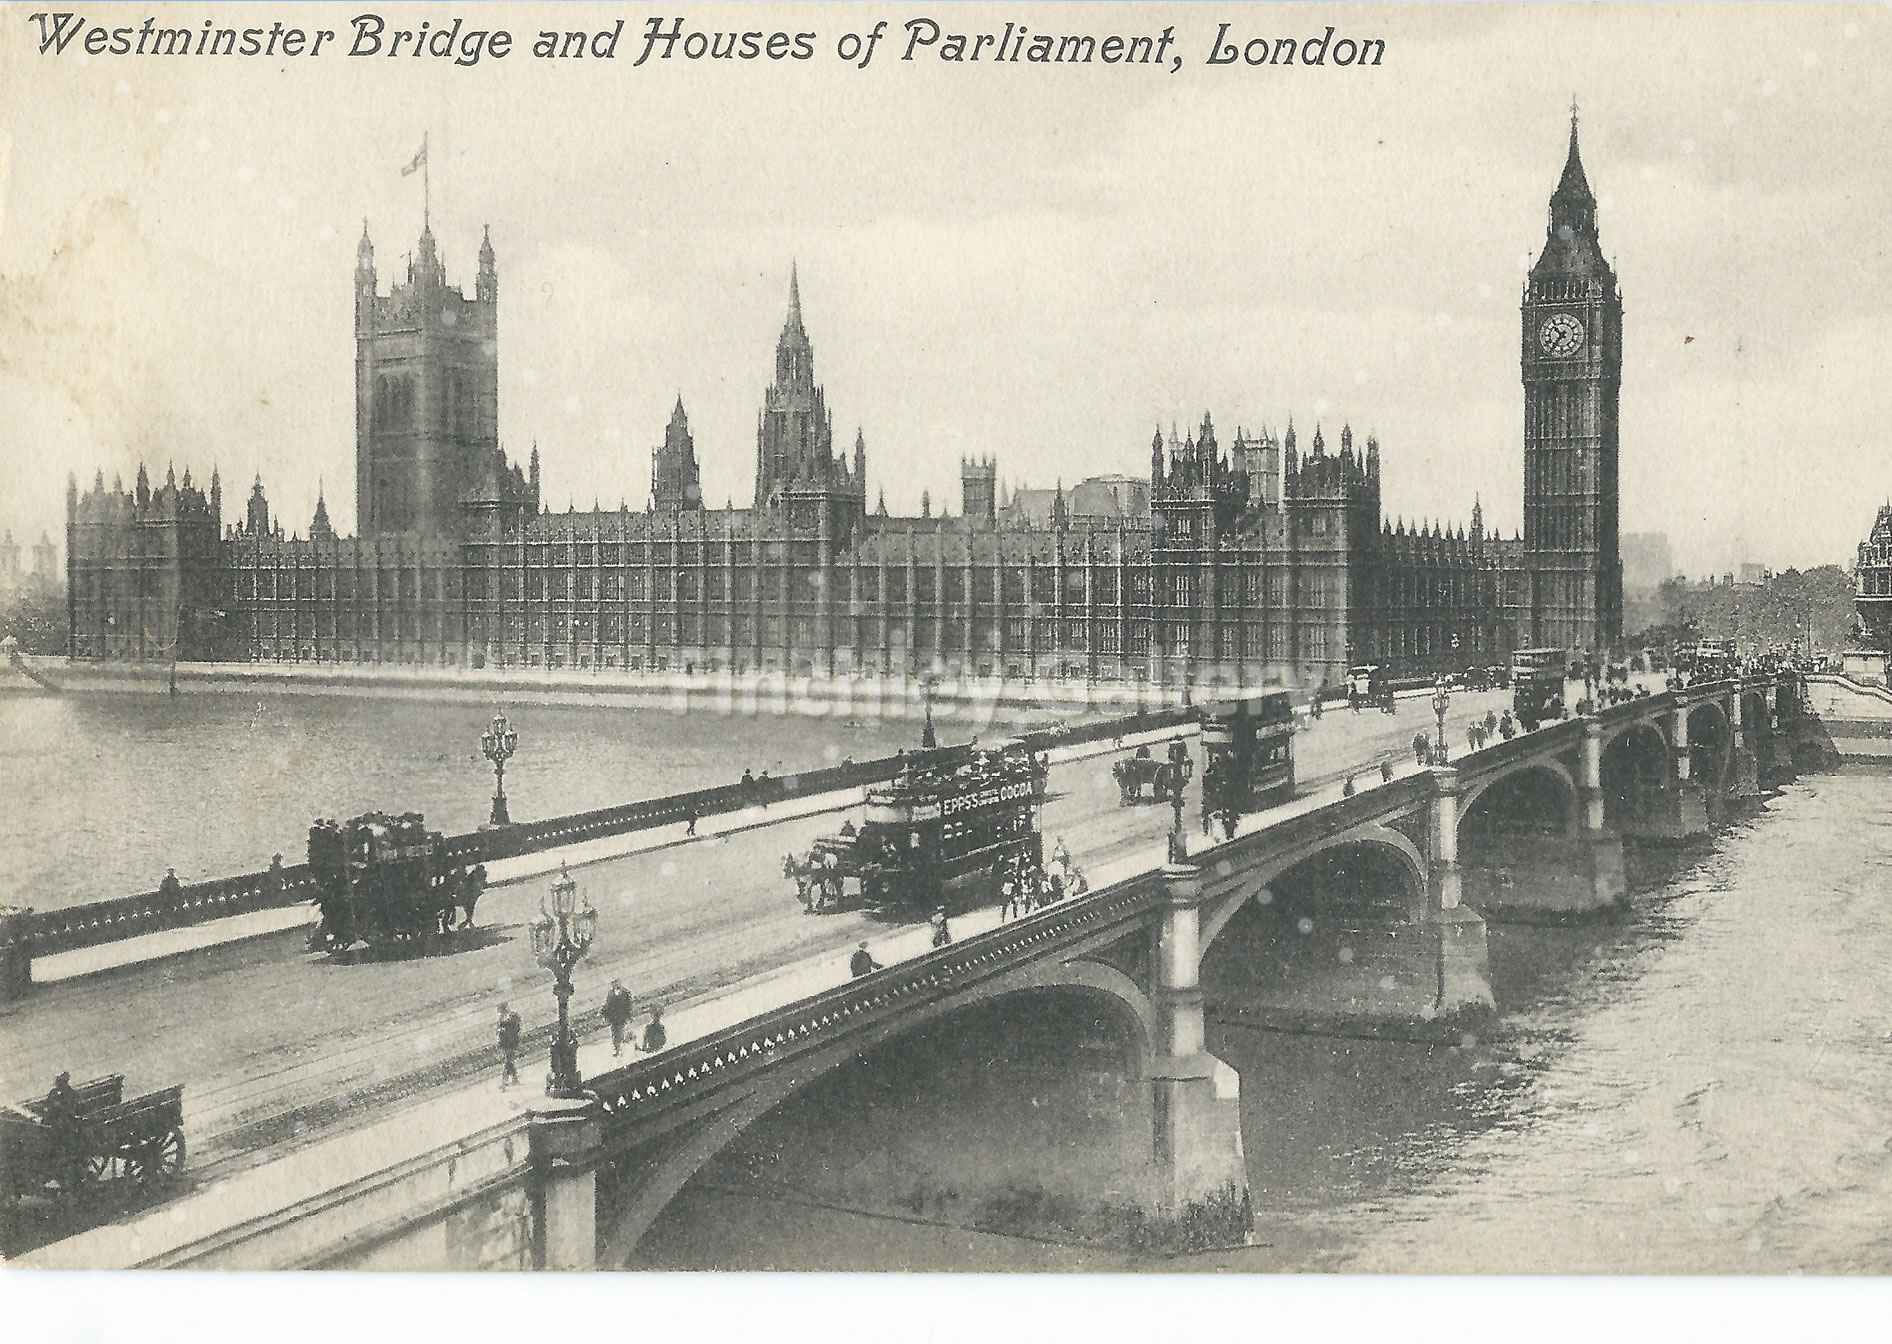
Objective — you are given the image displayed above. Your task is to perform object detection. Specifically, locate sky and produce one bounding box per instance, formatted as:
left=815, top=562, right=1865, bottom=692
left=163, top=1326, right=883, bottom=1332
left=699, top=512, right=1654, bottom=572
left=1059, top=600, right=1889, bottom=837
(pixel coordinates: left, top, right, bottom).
left=3, top=1, right=1889, bottom=579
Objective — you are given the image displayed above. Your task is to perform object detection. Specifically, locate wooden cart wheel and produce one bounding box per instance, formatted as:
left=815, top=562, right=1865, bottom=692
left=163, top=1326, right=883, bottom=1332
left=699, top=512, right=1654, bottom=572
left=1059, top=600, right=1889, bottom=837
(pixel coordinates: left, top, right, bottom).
left=133, top=1129, right=185, bottom=1183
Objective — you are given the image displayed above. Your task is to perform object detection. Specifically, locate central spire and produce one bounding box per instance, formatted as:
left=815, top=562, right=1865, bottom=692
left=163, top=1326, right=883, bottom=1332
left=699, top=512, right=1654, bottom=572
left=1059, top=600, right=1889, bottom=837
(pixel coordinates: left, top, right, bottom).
left=1555, top=98, right=1593, bottom=207
left=1532, top=106, right=1610, bottom=282
left=785, top=260, right=804, bottom=335
left=773, top=263, right=814, bottom=392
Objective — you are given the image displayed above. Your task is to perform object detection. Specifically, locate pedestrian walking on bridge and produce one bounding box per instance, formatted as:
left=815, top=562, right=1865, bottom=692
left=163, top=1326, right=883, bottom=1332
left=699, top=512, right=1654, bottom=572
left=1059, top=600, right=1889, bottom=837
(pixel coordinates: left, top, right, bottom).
left=930, top=906, right=951, bottom=948
left=602, top=979, right=634, bottom=1058
left=496, top=1004, right=522, bottom=1089
left=640, top=1004, right=666, bottom=1054
left=1380, top=759, right=1394, bottom=784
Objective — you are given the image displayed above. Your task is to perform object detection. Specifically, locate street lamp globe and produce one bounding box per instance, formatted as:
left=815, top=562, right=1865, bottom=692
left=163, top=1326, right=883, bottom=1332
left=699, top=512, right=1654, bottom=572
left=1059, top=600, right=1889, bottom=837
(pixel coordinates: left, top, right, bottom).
left=1431, top=678, right=1451, bottom=764
left=533, top=862, right=598, bottom=1100
left=480, top=712, right=519, bottom=828
left=528, top=905, right=556, bottom=961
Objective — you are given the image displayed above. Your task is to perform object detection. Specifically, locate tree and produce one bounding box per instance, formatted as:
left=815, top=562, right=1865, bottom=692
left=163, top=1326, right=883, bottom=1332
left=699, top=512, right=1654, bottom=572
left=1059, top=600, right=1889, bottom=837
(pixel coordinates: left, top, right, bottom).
left=0, top=580, right=67, bottom=655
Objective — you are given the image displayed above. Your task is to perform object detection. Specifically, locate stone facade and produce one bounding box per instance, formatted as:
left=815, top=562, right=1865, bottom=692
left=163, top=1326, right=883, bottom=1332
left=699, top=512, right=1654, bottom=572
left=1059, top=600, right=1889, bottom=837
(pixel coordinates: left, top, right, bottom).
left=67, top=121, right=1624, bottom=687
left=1854, top=503, right=1892, bottom=653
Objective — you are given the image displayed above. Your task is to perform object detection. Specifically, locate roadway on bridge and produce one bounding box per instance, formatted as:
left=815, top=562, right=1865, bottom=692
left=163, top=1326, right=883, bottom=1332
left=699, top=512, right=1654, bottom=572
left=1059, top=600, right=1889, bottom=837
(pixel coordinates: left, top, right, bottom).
left=1, top=688, right=1516, bottom=1233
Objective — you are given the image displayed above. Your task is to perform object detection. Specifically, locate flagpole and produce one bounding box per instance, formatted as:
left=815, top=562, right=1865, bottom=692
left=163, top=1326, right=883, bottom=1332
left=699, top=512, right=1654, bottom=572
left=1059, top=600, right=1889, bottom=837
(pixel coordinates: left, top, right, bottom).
left=423, top=131, right=430, bottom=231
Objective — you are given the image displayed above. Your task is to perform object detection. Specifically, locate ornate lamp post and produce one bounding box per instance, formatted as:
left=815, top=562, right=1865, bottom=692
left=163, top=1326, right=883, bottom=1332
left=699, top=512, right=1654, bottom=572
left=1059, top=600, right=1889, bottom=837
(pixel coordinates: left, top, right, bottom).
left=1431, top=677, right=1451, bottom=764
left=919, top=671, right=938, bottom=749
left=529, top=862, right=598, bottom=1100
left=480, top=712, right=518, bottom=827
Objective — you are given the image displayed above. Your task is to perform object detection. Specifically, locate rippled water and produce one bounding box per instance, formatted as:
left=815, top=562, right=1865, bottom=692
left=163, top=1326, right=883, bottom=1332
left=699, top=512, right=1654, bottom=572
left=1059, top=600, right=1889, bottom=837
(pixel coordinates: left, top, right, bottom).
left=0, top=691, right=954, bottom=910
left=1192, top=771, right=1892, bottom=1274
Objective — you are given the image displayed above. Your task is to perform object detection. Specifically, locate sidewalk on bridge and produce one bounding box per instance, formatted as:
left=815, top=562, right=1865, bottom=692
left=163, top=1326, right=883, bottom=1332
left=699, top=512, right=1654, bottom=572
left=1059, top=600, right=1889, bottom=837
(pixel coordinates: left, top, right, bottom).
left=31, top=722, right=1188, bottom=990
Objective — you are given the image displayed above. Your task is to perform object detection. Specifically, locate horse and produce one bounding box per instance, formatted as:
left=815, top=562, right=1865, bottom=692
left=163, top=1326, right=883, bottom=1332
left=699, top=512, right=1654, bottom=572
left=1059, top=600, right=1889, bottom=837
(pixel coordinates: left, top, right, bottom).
left=783, top=853, right=815, bottom=913
left=453, top=864, right=487, bottom=930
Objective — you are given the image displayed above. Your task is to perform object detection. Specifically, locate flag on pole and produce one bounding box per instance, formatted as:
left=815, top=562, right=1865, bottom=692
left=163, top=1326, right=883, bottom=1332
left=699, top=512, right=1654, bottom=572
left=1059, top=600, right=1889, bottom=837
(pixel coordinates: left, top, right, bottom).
left=401, top=141, right=427, bottom=177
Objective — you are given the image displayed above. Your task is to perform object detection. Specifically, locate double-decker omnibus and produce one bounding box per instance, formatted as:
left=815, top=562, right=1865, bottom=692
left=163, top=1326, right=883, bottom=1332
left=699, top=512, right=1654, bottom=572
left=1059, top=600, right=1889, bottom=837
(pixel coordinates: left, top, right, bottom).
left=1199, top=692, right=1297, bottom=822
left=794, top=740, right=1046, bottom=913
left=1692, top=638, right=1739, bottom=682
left=1510, top=648, right=1567, bottom=731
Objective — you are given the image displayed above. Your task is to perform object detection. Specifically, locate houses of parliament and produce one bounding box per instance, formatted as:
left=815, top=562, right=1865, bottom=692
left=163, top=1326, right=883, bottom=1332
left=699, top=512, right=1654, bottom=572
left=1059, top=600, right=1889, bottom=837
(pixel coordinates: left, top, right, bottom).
left=66, top=117, right=1624, bottom=691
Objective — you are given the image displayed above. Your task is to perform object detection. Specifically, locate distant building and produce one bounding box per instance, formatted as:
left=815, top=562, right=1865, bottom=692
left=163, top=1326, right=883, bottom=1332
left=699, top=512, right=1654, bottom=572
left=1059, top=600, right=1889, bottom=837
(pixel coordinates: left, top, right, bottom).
left=1620, top=532, right=1673, bottom=594
left=1854, top=503, right=1892, bottom=654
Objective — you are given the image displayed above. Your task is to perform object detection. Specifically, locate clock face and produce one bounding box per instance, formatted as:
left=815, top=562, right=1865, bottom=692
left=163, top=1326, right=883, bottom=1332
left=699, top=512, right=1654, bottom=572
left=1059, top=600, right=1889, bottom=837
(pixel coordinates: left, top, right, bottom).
left=1539, top=312, right=1585, bottom=357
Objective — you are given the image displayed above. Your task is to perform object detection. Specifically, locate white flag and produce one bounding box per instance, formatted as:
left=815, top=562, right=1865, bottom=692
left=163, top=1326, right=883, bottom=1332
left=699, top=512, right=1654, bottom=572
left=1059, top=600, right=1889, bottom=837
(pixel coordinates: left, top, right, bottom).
left=401, top=142, right=427, bottom=177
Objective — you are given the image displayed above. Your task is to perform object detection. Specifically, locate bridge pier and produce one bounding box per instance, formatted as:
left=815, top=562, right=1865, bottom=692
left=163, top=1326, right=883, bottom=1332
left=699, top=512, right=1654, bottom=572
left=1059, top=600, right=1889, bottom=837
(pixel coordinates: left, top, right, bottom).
left=1756, top=707, right=1797, bottom=787
left=1729, top=737, right=1762, bottom=798
left=1151, top=864, right=1249, bottom=1216
left=1424, top=769, right=1498, bottom=1018
left=529, top=1098, right=604, bottom=1271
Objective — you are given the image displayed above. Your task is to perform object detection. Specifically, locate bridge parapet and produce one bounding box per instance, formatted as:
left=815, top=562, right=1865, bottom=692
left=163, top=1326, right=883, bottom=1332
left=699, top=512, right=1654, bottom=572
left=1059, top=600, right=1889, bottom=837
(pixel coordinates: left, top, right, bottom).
left=588, top=869, right=1169, bottom=1144
left=135, top=1114, right=535, bottom=1270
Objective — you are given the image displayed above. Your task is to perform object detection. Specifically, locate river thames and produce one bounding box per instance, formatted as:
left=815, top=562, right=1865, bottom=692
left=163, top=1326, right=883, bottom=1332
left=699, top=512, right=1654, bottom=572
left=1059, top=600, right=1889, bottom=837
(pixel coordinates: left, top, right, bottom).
left=5, top=687, right=1888, bottom=1273
left=0, top=688, right=962, bottom=911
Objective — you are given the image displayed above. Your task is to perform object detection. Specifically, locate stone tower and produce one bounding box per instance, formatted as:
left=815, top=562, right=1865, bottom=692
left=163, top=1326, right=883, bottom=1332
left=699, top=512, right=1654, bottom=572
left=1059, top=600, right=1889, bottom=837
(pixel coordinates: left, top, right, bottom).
left=355, top=220, right=501, bottom=537
left=752, top=264, right=865, bottom=536
left=1152, top=412, right=1246, bottom=549
left=961, top=455, right=997, bottom=522
left=1521, top=109, right=1623, bottom=652
left=754, top=262, right=835, bottom=510
left=1285, top=423, right=1381, bottom=680
left=652, top=396, right=703, bottom=511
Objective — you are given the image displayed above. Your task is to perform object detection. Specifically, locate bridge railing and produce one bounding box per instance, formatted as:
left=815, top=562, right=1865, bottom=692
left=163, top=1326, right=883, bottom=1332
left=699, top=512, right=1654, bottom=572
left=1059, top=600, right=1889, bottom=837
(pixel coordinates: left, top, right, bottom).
left=14, top=866, right=328, bottom=960
left=14, top=706, right=1196, bottom=961
left=588, top=867, right=1170, bottom=1143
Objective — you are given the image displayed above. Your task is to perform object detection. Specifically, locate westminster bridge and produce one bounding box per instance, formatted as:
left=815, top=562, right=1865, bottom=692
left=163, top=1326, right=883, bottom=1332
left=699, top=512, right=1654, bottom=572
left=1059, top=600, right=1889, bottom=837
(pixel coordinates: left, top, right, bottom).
left=18, top=672, right=1820, bottom=1270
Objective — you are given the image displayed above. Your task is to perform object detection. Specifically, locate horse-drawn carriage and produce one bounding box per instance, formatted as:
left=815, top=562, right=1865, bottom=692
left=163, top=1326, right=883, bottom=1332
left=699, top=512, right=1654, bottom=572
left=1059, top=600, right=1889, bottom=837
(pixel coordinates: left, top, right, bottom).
left=1, top=1074, right=185, bottom=1210
left=788, top=739, right=1047, bottom=914
left=1111, top=740, right=1193, bottom=805
left=1346, top=664, right=1398, bottom=714
left=307, top=812, right=486, bottom=954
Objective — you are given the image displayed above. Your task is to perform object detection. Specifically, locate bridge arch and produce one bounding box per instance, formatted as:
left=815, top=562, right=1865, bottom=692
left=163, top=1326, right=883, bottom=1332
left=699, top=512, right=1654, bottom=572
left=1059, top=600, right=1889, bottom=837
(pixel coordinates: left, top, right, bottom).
left=1458, top=760, right=1581, bottom=841
left=1686, top=699, right=1732, bottom=788
left=1740, top=689, right=1770, bottom=738
left=1199, top=825, right=1429, bottom=956
left=1599, top=720, right=1669, bottom=828
left=594, top=961, right=1157, bottom=1266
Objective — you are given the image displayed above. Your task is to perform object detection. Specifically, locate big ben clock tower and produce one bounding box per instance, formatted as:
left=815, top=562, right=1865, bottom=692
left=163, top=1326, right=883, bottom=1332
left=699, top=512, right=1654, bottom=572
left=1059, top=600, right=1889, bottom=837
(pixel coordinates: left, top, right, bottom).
left=1522, top=107, right=1622, bottom=653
